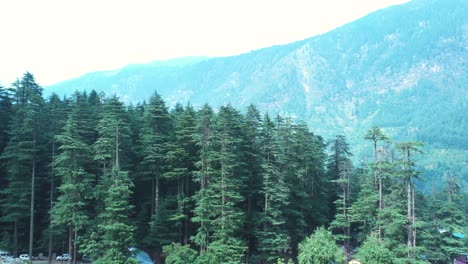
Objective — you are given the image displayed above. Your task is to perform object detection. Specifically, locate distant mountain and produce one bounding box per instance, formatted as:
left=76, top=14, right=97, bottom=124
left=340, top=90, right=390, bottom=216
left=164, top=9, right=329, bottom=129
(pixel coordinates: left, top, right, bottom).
left=46, top=0, right=467, bottom=191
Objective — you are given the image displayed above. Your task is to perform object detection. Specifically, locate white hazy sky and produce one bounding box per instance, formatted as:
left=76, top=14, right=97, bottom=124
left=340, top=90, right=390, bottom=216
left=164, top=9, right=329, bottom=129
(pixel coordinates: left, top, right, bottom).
left=0, top=0, right=408, bottom=86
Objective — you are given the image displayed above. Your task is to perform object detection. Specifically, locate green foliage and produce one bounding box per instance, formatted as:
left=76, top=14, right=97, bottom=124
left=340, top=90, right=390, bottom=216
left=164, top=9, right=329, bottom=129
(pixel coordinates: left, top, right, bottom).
left=276, top=258, right=288, bottom=264
left=138, top=92, right=173, bottom=249
left=84, top=96, right=136, bottom=263
left=349, top=172, right=378, bottom=241
left=163, top=243, right=198, bottom=264
left=206, top=105, right=247, bottom=262
left=164, top=104, right=199, bottom=244
left=92, top=249, right=139, bottom=264
left=191, top=104, right=216, bottom=251
left=298, top=227, right=344, bottom=264
left=357, top=235, right=393, bottom=264
left=256, top=114, right=290, bottom=261
left=0, top=71, right=465, bottom=263
left=46, top=0, right=467, bottom=197
left=195, top=251, right=219, bottom=264
left=0, top=85, right=12, bottom=162
left=0, top=72, right=47, bottom=256
left=52, top=115, right=93, bottom=228
left=91, top=170, right=135, bottom=264
left=421, top=176, right=468, bottom=263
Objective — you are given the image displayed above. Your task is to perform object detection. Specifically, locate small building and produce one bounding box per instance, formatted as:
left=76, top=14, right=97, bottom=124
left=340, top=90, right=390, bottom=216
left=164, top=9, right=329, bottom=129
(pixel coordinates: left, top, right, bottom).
left=349, top=260, right=361, bottom=264
left=456, top=253, right=468, bottom=264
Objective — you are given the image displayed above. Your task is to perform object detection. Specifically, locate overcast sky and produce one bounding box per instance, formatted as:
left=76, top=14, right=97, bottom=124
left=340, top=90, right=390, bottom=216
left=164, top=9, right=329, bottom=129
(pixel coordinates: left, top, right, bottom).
left=0, top=0, right=408, bottom=86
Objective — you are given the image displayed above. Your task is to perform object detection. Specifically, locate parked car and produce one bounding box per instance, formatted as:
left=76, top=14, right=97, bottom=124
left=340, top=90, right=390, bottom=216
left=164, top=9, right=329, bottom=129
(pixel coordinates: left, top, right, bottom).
left=19, top=254, right=30, bottom=261
left=2, top=256, right=15, bottom=262
left=1, top=251, right=14, bottom=262
left=81, top=255, right=92, bottom=263
left=56, top=253, right=71, bottom=261
left=0, top=250, right=9, bottom=259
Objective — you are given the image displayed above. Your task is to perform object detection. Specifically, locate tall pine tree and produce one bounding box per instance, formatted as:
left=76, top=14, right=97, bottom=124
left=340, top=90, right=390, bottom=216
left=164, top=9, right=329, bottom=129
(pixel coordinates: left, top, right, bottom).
left=138, top=92, right=172, bottom=261
left=328, top=135, right=353, bottom=261
left=0, top=73, right=45, bottom=258
left=256, top=114, right=290, bottom=263
left=52, top=115, right=93, bottom=262
left=85, top=95, right=136, bottom=264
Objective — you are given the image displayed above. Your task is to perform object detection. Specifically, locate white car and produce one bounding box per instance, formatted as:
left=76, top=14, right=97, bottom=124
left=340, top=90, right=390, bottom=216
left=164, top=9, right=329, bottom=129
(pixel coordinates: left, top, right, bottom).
left=2, top=256, right=15, bottom=262
left=19, top=254, right=30, bottom=261
left=56, top=253, right=71, bottom=261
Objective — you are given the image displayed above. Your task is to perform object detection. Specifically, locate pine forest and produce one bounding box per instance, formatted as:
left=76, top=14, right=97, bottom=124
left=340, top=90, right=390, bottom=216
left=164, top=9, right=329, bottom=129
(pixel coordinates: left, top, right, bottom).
left=0, top=73, right=466, bottom=264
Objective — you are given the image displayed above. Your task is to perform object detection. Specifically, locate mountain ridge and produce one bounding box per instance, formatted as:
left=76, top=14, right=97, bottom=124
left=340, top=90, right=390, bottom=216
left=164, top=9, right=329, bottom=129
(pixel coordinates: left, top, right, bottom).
left=46, top=0, right=467, bottom=191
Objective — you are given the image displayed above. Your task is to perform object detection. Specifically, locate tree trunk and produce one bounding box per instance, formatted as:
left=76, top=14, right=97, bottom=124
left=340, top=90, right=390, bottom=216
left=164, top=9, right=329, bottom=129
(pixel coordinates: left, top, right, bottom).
left=406, top=148, right=414, bottom=257
left=48, top=140, right=55, bottom=264
left=115, top=123, right=119, bottom=169
left=221, top=160, right=226, bottom=232
left=155, top=173, right=160, bottom=221
left=407, top=179, right=413, bottom=257
left=246, top=171, right=253, bottom=264
left=373, top=140, right=377, bottom=162
left=343, top=184, right=348, bottom=264
left=376, top=145, right=383, bottom=241
left=373, top=140, right=377, bottom=185
left=378, top=176, right=382, bottom=240
left=29, top=155, right=36, bottom=259
left=200, top=155, right=206, bottom=252
left=178, top=177, right=183, bottom=244
left=68, top=226, right=72, bottom=264
left=412, top=185, right=416, bottom=247
left=72, top=230, right=77, bottom=264
left=14, top=220, right=18, bottom=257
left=184, top=173, right=190, bottom=245
left=151, top=177, right=155, bottom=216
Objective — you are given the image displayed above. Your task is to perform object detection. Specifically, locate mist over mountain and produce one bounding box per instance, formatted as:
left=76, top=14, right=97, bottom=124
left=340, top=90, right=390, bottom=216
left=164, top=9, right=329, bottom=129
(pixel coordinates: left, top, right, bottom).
left=46, top=0, right=467, bottom=190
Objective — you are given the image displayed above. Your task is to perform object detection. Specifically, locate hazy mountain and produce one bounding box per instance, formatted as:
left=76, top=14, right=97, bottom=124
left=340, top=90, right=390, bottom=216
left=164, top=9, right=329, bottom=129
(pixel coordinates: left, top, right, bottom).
left=46, top=0, right=467, bottom=190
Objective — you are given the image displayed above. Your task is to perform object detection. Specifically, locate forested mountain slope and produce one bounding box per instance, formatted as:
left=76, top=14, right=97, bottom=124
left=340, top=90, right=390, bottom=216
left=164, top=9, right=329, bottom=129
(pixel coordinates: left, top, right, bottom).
left=46, top=0, right=468, bottom=191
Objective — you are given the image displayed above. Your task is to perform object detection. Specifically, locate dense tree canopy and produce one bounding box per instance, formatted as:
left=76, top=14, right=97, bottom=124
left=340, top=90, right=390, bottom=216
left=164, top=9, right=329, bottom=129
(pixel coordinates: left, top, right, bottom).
left=0, top=73, right=466, bottom=264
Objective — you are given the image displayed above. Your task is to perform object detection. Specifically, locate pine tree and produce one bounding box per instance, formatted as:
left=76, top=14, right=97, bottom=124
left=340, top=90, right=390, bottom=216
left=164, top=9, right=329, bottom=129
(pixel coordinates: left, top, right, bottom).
left=165, top=104, right=199, bottom=244
left=52, top=115, right=93, bottom=262
left=287, top=121, right=329, bottom=252
left=328, top=135, right=353, bottom=262
left=192, top=104, right=216, bottom=252
left=0, top=84, right=12, bottom=165
left=45, top=93, right=68, bottom=263
left=256, top=114, right=290, bottom=263
left=87, top=96, right=136, bottom=264
left=83, top=96, right=136, bottom=263
left=126, top=102, right=146, bottom=243
left=0, top=73, right=45, bottom=258
left=242, top=105, right=263, bottom=261
left=207, top=105, right=247, bottom=263
left=349, top=162, right=378, bottom=243
left=93, top=96, right=132, bottom=176
left=379, top=176, right=408, bottom=261
left=0, top=84, right=12, bottom=249
left=364, top=127, right=390, bottom=240
left=69, top=91, right=101, bottom=147
left=395, top=141, right=424, bottom=258
left=126, top=102, right=145, bottom=174
left=138, top=92, right=172, bottom=260
left=93, top=169, right=137, bottom=264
